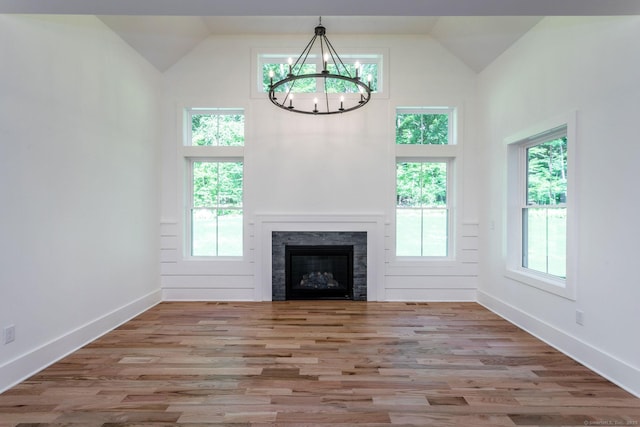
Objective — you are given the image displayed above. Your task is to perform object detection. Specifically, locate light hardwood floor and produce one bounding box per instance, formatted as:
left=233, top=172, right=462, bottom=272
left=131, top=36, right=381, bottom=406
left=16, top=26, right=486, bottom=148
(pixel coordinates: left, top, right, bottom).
left=1, top=301, right=639, bottom=426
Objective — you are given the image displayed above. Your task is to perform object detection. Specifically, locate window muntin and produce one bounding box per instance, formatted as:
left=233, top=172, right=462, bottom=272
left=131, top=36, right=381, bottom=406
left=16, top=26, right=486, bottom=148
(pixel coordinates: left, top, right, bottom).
left=522, top=135, right=568, bottom=278
left=396, top=161, right=449, bottom=257
left=396, top=108, right=453, bottom=145
left=187, top=109, right=244, bottom=146
left=258, top=53, right=381, bottom=94
left=190, top=161, right=243, bottom=257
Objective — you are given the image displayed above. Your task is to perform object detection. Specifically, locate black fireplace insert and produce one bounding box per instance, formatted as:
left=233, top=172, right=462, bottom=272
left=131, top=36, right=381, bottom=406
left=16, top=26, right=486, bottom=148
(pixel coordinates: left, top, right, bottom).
left=285, top=245, right=354, bottom=300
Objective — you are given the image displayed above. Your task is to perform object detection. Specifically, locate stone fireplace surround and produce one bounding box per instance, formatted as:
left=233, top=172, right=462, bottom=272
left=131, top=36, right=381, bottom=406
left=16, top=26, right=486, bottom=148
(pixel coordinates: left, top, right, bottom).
left=273, top=231, right=366, bottom=301
left=253, top=214, right=385, bottom=301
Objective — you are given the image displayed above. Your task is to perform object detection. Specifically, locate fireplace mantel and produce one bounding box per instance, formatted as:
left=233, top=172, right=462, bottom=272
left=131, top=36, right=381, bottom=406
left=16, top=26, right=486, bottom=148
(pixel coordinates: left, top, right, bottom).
left=252, top=214, right=386, bottom=301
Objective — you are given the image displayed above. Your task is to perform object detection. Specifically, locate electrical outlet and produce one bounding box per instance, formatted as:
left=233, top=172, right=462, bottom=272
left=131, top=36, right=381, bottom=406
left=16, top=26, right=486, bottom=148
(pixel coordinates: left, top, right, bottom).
left=4, top=325, right=15, bottom=344
left=575, top=310, right=584, bottom=326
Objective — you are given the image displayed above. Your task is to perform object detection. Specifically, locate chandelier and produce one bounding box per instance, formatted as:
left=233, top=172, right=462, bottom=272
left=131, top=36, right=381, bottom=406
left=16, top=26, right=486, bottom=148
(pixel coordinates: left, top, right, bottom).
left=268, top=17, right=372, bottom=115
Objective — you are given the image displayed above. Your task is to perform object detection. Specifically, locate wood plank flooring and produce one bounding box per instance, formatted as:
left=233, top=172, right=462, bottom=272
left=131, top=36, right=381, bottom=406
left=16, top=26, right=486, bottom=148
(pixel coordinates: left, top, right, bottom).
left=1, top=301, right=639, bottom=426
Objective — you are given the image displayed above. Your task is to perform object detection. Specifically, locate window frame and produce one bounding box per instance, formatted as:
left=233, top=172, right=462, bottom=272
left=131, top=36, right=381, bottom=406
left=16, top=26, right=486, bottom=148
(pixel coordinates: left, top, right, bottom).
left=181, top=107, right=246, bottom=261
left=395, top=158, right=454, bottom=260
left=186, top=158, right=244, bottom=259
left=395, top=107, right=455, bottom=145
left=185, top=108, right=245, bottom=147
left=505, top=112, right=577, bottom=300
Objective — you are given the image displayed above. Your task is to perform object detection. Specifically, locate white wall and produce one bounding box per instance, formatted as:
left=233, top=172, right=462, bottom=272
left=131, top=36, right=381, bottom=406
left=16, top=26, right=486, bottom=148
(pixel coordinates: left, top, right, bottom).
left=477, top=16, right=640, bottom=396
left=0, top=15, right=162, bottom=392
left=159, top=33, right=480, bottom=301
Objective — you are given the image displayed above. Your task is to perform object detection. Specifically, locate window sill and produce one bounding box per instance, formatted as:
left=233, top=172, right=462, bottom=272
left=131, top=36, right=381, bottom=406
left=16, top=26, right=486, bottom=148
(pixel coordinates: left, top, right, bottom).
left=504, top=267, right=576, bottom=300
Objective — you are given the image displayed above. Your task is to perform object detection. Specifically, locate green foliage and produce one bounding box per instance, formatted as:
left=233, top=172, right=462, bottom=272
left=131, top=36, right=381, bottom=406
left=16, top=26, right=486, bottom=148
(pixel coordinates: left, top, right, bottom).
left=193, top=162, right=243, bottom=208
left=396, top=113, right=449, bottom=145
left=263, top=63, right=316, bottom=93
left=396, top=162, right=447, bottom=207
left=191, top=114, right=244, bottom=146
left=526, top=137, right=567, bottom=205
left=263, top=62, right=378, bottom=93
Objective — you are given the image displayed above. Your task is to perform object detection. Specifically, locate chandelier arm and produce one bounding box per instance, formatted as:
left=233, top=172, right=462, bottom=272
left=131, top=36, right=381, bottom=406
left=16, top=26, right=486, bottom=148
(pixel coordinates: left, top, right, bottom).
left=323, top=36, right=353, bottom=78
left=277, top=35, right=317, bottom=105
left=292, top=34, right=317, bottom=70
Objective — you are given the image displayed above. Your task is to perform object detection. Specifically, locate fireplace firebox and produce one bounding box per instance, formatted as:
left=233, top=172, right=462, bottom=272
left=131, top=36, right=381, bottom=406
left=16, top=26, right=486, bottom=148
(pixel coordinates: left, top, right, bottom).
left=285, top=245, right=354, bottom=300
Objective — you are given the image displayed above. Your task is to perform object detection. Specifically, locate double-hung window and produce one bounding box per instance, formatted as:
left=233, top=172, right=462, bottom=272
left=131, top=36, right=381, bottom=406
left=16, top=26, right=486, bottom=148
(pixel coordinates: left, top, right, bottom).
left=185, top=108, right=244, bottom=258
left=506, top=113, right=576, bottom=299
left=396, top=161, right=450, bottom=256
left=395, top=107, right=455, bottom=258
left=522, top=131, right=567, bottom=278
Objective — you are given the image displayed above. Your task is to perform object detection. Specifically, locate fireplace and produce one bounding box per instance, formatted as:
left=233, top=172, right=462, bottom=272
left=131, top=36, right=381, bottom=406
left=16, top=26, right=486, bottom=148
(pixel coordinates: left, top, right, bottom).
left=271, top=231, right=367, bottom=301
left=286, top=245, right=353, bottom=300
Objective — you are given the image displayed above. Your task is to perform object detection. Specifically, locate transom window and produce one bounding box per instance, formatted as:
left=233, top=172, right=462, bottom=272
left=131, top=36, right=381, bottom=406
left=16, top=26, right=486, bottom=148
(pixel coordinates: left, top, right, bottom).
left=187, top=108, right=244, bottom=147
left=396, top=107, right=453, bottom=145
left=258, top=53, right=382, bottom=94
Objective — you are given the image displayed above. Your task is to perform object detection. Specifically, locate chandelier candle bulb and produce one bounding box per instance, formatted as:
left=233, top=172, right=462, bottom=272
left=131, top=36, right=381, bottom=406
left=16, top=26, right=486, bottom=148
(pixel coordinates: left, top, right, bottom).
left=288, top=57, right=293, bottom=75
left=340, top=95, right=344, bottom=111
left=313, top=97, right=318, bottom=113
left=269, top=70, right=274, bottom=86
left=323, top=53, right=329, bottom=72
left=355, top=62, right=360, bottom=79
left=288, top=94, right=294, bottom=109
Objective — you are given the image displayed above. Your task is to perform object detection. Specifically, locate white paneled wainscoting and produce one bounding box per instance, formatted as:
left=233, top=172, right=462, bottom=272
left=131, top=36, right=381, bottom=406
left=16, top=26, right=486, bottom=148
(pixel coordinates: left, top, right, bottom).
left=160, top=216, right=479, bottom=301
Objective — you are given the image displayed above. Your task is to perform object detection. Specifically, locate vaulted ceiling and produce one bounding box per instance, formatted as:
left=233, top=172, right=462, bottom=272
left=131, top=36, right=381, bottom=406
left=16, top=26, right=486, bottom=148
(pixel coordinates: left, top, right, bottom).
left=2, top=0, right=638, bottom=73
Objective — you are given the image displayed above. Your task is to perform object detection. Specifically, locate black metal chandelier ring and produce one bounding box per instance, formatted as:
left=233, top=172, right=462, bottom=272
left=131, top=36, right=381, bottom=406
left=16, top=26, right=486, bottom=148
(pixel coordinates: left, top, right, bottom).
left=268, top=73, right=372, bottom=115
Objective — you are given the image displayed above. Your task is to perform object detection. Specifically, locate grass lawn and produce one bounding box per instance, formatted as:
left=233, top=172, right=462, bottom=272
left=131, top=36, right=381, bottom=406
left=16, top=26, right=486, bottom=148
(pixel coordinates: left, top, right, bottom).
left=192, top=212, right=243, bottom=256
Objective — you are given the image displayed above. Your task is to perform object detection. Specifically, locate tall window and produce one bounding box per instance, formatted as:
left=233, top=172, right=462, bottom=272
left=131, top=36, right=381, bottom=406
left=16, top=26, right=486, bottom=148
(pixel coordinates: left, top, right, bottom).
left=185, top=108, right=244, bottom=258
left=395, top=107, right=455, bottom=258
left=396, top=161, right=450, bottom=256
left=522, top=131, right=567, bottom=278
left=506, top=115, right=576, bottom=299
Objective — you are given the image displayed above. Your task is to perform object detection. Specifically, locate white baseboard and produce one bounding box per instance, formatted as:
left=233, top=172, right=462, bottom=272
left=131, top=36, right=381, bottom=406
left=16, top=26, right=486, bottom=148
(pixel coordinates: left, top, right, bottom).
left=477, top=290, right=640, bottom=398
left=0, top=290, right=162, bottom=394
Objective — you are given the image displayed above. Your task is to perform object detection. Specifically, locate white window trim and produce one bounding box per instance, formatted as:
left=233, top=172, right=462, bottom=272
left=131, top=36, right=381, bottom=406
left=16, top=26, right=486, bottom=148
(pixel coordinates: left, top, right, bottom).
left=391, top=104, right=462, bottom=265
left=251, top=48, right=389, bottom=99
left=505, top=111, right=578, bottom=300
